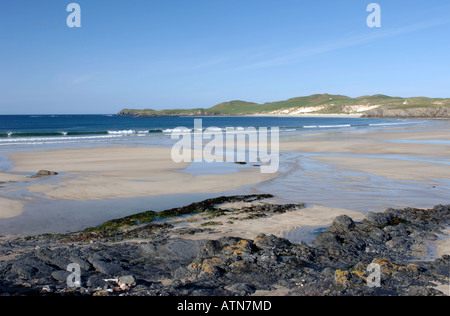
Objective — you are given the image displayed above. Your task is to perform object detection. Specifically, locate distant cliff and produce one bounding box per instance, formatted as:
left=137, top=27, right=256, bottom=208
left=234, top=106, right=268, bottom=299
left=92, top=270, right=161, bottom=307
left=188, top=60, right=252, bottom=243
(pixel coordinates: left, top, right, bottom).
left=119, top=94, right=450, bottom=118
left=361, top=107, right=450, bottom=118
left=118, top=109, right=214, bottom=117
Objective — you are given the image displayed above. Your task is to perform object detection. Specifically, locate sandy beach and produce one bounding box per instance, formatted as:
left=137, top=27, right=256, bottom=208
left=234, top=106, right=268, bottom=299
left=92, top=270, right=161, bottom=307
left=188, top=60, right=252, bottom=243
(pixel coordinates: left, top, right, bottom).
left=0, top=120, right=449, bottom=239
left=278, top=123, right=450, bottom=183
left=249, top=113, right=363, bottom=118
left=0, top=198, right=25, bottom=220
left=0, top=121, right=449, bottom=297
left=5, top=147, right=277, bottom=201
left=280, top=139, right=450, bottom=158
left=309, top=156, right=448, bottom=181
left=0, top=172, right=30, bottom=183
left=171, top=203, right=367, bottom=241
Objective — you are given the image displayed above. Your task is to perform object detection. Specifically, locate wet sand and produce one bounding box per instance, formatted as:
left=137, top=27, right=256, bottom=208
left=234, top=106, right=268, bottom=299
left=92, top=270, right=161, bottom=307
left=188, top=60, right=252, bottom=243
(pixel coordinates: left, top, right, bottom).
left=280, top=140, right=450, bottom=158
left=0, top=198, right=25, bottom=220
left=435, top=228, right=450, bottom=258
left=0, top=172, right=30, bottom=183
left=309, top=156, right=449, bottom=181
left=172, top=204, right=366, bottom=242
left=0, top=120, right=449, bottom=238
left=6, top=147, right=277, bottom=201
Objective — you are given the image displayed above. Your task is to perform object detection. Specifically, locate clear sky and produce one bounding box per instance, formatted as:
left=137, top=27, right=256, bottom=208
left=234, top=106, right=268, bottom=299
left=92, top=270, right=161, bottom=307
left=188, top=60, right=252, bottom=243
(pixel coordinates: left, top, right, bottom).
left=1, top=0, right=449, bottom=114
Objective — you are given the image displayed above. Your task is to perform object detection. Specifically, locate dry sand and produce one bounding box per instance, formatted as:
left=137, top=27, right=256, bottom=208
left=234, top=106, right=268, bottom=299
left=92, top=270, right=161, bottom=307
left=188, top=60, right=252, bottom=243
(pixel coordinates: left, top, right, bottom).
left=172, top=204, right=366, bottom=241
left=250, top=114, right=362, bottom=118
left=7, top=146, right=278, bottom=201
left=0, top=198, right=25, bottom=219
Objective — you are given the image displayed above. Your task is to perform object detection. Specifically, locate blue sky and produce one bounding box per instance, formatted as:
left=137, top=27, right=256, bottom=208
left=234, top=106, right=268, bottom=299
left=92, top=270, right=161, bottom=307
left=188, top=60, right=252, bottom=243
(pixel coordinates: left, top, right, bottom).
left=1, top=0, right=449, bottom=114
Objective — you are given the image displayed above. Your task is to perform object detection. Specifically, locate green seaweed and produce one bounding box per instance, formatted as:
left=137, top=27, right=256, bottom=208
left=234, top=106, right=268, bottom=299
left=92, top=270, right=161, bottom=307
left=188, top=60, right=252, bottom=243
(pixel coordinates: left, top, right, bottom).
left=200, top=221, right=223, bottom=227
left=82, top=194, right=274, bottom=234
left=83, top=210, right=158, bottom=233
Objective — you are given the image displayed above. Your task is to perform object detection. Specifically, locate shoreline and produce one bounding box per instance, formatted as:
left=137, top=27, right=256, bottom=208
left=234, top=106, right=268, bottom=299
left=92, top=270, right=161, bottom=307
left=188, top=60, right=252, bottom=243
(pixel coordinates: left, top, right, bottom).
left=118, top=112, right=450, bottom=120
left=0, top=118, right=448, bottom=296
left=243, top=113, right=363, bottom=118
left=0, top=119, right=449, bottom=235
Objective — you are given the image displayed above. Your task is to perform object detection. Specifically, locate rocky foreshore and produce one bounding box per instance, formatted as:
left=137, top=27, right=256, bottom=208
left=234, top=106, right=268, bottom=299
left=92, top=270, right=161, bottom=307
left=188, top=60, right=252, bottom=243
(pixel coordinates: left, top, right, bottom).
left=0, top=195, right=449, bottom=296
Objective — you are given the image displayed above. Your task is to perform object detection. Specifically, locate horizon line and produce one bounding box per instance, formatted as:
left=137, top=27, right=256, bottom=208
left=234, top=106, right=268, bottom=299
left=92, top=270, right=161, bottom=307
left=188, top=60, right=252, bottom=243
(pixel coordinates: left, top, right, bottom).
left=1, top=93, right=450, bottom=115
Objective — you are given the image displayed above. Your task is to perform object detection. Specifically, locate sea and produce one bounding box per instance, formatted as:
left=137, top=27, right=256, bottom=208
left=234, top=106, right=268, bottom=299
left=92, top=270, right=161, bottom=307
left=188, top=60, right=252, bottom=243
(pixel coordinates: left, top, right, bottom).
left=0, top=114, right=427, bottom=149
left=1, top=115, right=445, bottom=236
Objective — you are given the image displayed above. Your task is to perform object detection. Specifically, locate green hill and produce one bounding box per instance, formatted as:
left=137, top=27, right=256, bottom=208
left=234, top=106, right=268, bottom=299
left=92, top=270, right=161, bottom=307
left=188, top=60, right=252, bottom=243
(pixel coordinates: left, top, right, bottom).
left=119, top=94, right=450, bottom=118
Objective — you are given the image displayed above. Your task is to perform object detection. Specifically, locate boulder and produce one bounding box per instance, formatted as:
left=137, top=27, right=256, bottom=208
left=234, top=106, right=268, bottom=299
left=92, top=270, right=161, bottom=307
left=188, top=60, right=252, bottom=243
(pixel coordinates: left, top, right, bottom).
left=30, top=170, right=58, bottom=178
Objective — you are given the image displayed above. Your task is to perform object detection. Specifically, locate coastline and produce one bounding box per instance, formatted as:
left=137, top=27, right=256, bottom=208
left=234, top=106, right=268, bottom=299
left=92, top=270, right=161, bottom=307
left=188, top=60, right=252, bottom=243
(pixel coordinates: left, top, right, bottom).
left=0, top=118, right=448, bottom=296
left=0, top=119, right=449, bottom=234
left=3, top=0, right=450, bottom=297
left=244, top=113, right=363, bottom=118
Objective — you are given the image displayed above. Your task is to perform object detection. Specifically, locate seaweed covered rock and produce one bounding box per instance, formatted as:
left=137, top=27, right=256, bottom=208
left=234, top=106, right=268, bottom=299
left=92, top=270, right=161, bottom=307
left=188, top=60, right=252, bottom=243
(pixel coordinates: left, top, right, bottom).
left=0, top=199, right=449, bottom=296
left=30, top=170, right=58, bottom=178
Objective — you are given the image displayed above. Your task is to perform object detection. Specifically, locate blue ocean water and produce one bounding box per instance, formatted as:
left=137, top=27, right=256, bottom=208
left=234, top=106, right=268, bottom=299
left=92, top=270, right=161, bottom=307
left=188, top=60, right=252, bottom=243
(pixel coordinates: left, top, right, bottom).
left=0, top=114, right=427, bottom=148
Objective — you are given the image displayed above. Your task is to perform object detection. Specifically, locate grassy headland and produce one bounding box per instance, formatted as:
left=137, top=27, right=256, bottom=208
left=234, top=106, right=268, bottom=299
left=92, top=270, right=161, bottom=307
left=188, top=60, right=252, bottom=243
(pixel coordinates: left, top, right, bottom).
left=119, top=94, right=450, bottom=118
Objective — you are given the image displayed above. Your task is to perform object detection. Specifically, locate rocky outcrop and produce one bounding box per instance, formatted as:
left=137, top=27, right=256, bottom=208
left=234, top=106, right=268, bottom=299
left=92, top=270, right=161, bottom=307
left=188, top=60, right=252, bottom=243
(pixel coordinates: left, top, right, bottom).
left=362, top=107, right=450, bottom=118
left=118, top=109, right=215, bottom=117
left=0, top=198, right=449, bottom=296
left=30, top=170, right=58, bottom=179
left=117, top=110, right=163, bottom=117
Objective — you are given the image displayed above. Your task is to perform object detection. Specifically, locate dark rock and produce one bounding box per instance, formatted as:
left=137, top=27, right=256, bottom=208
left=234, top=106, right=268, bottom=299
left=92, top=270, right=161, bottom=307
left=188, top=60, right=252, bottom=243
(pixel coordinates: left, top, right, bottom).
left=67, top=256, right=92, bottom=272
left=140, top=239, right=205, bottom=264
left=51, top=270, right=70, bottom=283
left=10, top=262, right=38, bottom=280
left=362, top=107, right=450, bottom=119
left=86, top=275, right=109, bottom=290
left=30, top=170, right=58, bottom=178
left=330, top=215, right=356, bottom=231
left=0, top=197, right=449, bottom=296
left=227, top=283, right=256, bottom=296
left=35, top=247, right=71, bottom=270
left=87, top=256, right=124, bottom=276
